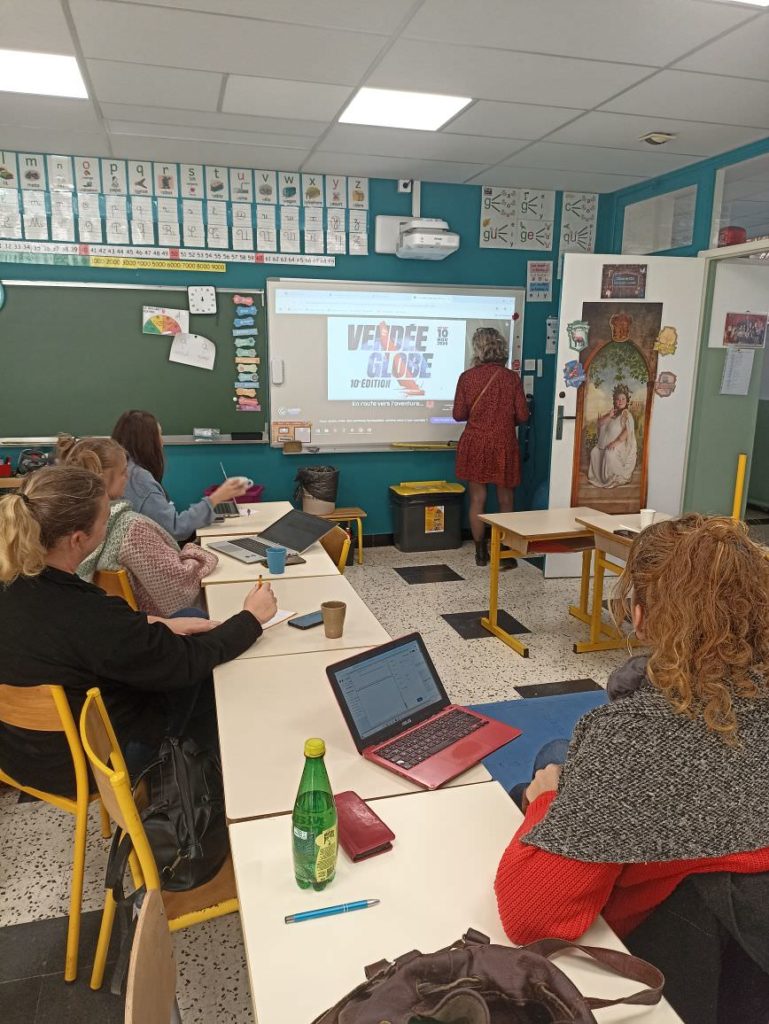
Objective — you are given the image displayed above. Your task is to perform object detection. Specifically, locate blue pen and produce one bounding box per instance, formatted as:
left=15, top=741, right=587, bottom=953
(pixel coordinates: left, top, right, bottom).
left=284, top=898, right=380, bottom=924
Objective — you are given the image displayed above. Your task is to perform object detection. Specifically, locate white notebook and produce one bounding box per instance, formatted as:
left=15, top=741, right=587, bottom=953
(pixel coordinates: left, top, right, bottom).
left=261, top=609, right=295, bottom=630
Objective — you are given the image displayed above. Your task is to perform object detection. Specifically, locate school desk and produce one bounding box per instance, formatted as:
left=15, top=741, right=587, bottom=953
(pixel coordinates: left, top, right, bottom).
left=195, top=500, right=293, bottom=537
left=229, top=782, right=683, bottom=1024
left=200, top=538, right=339, bottom=585
left=213, top=649, right=490, bottom=822
left=204, top=575, right=389, bottom=660
left=478, top=508, right=599, bottom=657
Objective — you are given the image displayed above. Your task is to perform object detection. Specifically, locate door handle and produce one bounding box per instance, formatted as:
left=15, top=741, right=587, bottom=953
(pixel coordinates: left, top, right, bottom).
left=556, top=405, right=576, bottom=440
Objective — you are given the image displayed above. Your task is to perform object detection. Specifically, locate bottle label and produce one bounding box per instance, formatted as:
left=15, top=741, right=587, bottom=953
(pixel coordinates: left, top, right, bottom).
left=314, top=826, right=337, bottom=882
left=293, top=826, right=308, bottom=840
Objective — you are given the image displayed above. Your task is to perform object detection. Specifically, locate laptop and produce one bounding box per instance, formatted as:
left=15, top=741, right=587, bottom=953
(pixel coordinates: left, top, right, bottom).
left=208, top=508, right=335, bottom=564
left=213, top=500, right=241, bottom=517
left=327, top=633, right=521, bottom=790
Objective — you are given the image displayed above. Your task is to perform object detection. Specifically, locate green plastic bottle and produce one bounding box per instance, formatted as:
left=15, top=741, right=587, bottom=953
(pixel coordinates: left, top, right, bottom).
left=292, top=738, right=338, bottom=891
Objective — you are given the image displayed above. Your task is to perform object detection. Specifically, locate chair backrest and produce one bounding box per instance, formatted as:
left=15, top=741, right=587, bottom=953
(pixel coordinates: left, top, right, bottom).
left=94, top=569, right=138, bottom=610
left=125, top=888, right=178, bottom=1024
left=320, top=526, right=351, bottom=574
left=0, top=684, right=88, bottom=802
left=79, top=688, right=162, bottom=891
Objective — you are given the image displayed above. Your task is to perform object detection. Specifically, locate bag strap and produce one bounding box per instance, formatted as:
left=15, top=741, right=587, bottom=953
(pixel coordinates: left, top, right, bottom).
left=469, top=369, right=502, bottom=418
left=524, top=938, right=664, bottom=1009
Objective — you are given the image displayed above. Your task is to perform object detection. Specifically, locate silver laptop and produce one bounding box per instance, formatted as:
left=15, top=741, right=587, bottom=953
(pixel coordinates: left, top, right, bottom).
left=208, top=509, right=334, bottom=564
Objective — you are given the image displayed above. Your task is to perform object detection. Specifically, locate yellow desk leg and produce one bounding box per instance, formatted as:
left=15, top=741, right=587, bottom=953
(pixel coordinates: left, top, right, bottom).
left=355, top=517, right=363, bottom=565
left=568, top=547, right=593, bottom=621
left=481, top=525, right=529, bottom=657
left=573, top=550, right=637, bottom=654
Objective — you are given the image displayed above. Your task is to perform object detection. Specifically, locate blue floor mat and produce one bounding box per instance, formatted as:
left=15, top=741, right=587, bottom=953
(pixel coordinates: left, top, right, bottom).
left=470, top=692, right=608, bottom=793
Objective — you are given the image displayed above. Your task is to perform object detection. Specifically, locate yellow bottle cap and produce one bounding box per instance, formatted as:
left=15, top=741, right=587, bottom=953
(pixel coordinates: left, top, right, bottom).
left=304, top=738, right=326, bottom=758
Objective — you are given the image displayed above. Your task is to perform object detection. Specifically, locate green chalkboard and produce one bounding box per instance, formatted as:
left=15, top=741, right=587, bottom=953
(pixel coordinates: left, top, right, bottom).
left=0, top=283, right=267, bottom=437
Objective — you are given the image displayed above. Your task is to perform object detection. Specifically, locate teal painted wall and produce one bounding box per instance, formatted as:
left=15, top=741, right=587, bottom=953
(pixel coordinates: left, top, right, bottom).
left=608, top=136, right=769, bottom=515
left=0, top=176, right=563, bottom=533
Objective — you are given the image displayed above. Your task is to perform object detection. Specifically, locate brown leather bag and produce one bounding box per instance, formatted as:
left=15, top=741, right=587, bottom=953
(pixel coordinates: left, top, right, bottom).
left=311, top=928, right=664, bottom=1024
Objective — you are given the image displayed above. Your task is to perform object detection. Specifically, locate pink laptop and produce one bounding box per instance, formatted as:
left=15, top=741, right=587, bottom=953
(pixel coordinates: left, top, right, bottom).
left=326, top=633, right=520, bottom=790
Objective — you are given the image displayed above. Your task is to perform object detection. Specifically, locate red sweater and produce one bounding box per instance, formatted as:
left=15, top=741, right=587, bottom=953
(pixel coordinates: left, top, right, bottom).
left=495, top=790, right=769, bottom=944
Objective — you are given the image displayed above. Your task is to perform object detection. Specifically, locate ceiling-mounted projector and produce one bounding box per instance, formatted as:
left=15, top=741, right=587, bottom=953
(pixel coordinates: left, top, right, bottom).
left=395, top=217, right=460, bottom=260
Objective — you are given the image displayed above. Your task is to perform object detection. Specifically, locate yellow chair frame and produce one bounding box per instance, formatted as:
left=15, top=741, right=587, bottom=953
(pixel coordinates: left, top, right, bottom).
left=93, top=568, right=138, bottom=610
left=320, top=525, right=352, bottom=574
left=79, top=687, right=239, bottom=992
left=0, top=683, right=111, bottom=982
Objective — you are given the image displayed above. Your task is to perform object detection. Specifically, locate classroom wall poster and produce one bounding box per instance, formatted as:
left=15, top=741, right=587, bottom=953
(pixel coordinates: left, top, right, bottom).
left=181, top=164, right=204, bottom=198
left=526, top=260, right=553, bottom=302
left=558, top=192, right=598, bottom=276
left=230, top=168, right=253, bottom=202
left=128, top=160, right=152, bottom=195
left=154, top=163, right=178, bottom=197
left=205, top=165, right=229, bottom=201
left=0, top=150, right=19, bottom=189
left=18, top=153, right=46, bottom=190
left=46, top=155, right=74, bottom=191
left=101, top=159, right=127, bottom=195
left=74, top=156, right=100, bottom=193
left=479, top=186, right=555, bottom=251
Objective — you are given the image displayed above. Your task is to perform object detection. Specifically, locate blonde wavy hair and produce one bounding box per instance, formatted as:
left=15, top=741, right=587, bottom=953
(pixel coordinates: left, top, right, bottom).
left=0, top=466, right=105, bottom=585
left=56, top=434, right=126, bottom=476
left=613, top=514, right=769, bottom=743
left=471, top=327, right=508, bottom=367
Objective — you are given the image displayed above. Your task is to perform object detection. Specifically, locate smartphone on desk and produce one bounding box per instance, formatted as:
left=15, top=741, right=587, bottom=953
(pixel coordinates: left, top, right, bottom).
left=287, top=610, right=323, bottom=630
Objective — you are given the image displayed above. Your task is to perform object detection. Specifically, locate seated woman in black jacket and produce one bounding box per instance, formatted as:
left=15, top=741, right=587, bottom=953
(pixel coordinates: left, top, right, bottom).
left=0, top=465, right=277, bottom=795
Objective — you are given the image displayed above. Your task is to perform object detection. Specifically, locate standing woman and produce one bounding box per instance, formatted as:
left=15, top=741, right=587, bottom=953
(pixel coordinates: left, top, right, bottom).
left=112, top=409, right=246, bottom=542
left=453, top=328, right=529, bottom=566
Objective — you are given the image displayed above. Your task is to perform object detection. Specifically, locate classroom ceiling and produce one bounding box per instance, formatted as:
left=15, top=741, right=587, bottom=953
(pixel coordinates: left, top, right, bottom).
left=1, top=0, right=768, bottom=194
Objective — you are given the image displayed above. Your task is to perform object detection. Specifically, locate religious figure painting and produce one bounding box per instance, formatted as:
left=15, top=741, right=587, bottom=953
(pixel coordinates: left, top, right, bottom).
left=571, top=302, right=662, bottom=514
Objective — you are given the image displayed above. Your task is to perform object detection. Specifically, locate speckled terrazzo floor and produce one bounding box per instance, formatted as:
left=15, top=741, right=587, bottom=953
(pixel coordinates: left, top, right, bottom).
left=0, top=541, right=629, bottom=1023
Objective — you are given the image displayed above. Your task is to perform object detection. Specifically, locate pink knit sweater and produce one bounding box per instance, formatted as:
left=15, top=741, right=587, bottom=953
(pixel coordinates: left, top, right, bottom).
left=78, top=500, right=218, bottom=616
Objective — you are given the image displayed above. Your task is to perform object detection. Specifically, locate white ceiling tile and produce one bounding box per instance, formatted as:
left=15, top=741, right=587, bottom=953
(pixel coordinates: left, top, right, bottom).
left=547, top=111, right=769, bottom=156
left=318, top=125, right=524, bottom=164
left=0, top=126, right=111, bottom=155
left=108, top=120, right=317, bottom=150
left=602, top=70, right=769, bottom=128
left=369, top=40, right=654, bottom=107
left=303, top=152, right=487, bottom=183
left=111, top=0, right=415, bottom=34
left=223, top=76, right=352, bottom=122
left=1, top=0, right=77, bottom=54
left=471, top=166, right=646, bottom=192
left=444, top=100, right=584, bottom=140
left=0, top=95, right=101, bottom=131
left=404, top=0, right=753, bottom=65
left=675, top=13, right=769, bottom=81
left=69, top=0, right=386, bottom=84
left=109, top=136, right=311, bottom=169
left=505, top=142, right=699, bottom=176
left=100, top=103, right=327, bottom=138
left=87, top=60, right=223, bottom=111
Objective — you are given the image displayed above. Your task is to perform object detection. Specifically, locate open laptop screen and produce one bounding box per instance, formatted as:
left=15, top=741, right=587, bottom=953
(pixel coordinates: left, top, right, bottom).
left=330, top=635, right=447, bottom=744
left=259, top=509, right=332, bottom=551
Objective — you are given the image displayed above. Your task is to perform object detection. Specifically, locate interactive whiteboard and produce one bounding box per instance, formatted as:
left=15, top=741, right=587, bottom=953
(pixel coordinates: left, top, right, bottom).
left=267, top=279, right=524, bottom=448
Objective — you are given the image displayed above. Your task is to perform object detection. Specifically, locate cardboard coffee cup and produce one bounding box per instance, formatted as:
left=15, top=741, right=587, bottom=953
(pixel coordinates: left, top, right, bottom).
left=321, top=600, right=346, bottom=639
left=639, top=509, right=656, bottom=529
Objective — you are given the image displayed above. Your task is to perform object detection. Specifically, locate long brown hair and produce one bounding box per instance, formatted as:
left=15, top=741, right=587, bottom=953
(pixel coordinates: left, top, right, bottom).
left=112, top=410, right=164, bottom=483
left=57, top=435, right=126, bottom=476
left=0, top=466, right=105, bottom=585
left=613, top=514, right=769, bottom=742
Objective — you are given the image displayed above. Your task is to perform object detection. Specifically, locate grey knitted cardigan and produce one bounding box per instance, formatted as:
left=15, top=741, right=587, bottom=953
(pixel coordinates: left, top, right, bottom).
left=524, top=658, right=769, bottom=863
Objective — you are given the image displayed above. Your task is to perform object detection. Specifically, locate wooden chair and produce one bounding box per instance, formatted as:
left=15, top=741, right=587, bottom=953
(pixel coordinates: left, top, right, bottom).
left=93, top=568, right=138, bottom=610
left=0, top=684, right=111, bottom=982
left=125, top=888, right=180, bottom=1024
left=79, top=687, right=239, bottom=992
left=320, top=526, right=352, bottom=574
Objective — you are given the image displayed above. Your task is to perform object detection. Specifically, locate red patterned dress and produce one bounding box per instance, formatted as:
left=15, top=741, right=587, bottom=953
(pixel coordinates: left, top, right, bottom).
left=453, top=363, right=529, bottom=487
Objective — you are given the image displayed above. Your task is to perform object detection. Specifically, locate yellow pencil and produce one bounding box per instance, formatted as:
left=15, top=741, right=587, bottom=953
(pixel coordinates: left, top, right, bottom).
left=258, top=574, right=263, bottom=590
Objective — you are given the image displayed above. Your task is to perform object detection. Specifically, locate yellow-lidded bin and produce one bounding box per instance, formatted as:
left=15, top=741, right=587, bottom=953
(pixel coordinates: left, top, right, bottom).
left=389, top=480, right=465, bottom=552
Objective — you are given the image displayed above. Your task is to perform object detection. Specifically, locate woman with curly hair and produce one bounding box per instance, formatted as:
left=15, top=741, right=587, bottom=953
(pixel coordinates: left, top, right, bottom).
left=495, top=515, right=769, bottom=1021
left=588, top=381, right=637, bottom=488
left=452, top=327, right=529, bottom=566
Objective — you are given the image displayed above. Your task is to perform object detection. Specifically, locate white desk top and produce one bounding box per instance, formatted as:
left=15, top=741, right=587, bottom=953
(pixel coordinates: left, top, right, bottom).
left=201, top=538, right=338, bottom=585
left=230, top=783, right=681, bottom=1024
left=205, top=575, right=389, bottom=660
left=575, top=511, right=671, bottom=539
left=214, top=650, right=490, bottom=822
left=196, top=501, right=293, bottom=537
left=480, top=507, right=597, bottom=539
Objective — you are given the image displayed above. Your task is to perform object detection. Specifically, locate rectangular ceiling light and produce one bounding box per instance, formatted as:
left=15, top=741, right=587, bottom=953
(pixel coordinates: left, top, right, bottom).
left=0, top=50, right=88, bottom=99
left=339, top=87, right=471, bottom=131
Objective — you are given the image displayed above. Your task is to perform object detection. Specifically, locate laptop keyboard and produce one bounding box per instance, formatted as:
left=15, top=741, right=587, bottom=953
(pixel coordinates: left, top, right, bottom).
left=231, top=537, right=269, bottom=556
left=214, top=501, right=240, bottom=516
left=376, top=709, right=487, bottom=770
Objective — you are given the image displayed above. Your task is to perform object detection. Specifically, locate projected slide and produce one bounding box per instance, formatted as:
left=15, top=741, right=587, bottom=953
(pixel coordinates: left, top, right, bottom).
left=268, top=281, right=521, bottom=447
left=327, top=318, right=466, bottom=400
